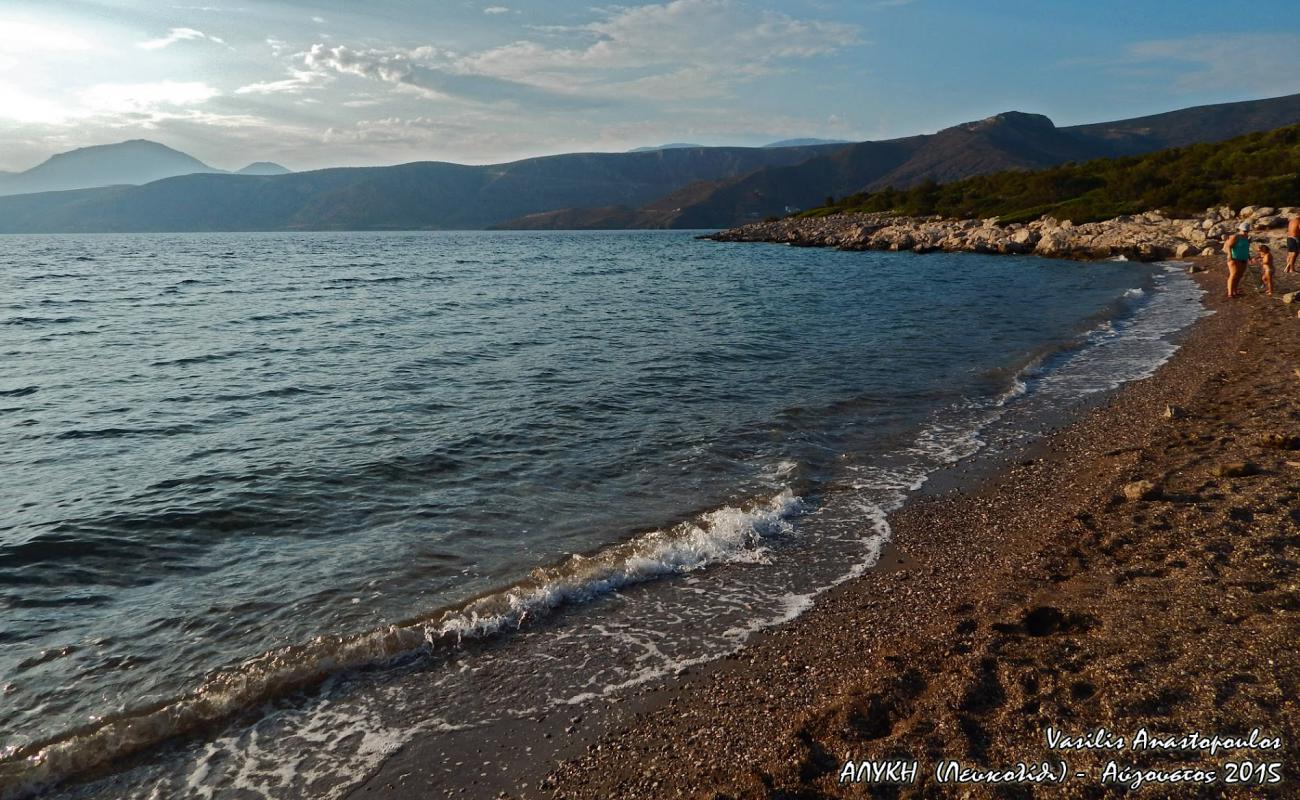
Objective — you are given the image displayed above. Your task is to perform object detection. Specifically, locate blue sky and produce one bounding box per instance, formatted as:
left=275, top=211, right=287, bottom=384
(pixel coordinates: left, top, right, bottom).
left=2, top=0, right=1298, bottom=171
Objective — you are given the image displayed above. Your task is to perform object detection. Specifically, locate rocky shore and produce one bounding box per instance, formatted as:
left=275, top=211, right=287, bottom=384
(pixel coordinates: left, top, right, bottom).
left=706, top=206, right=1297, bottom=262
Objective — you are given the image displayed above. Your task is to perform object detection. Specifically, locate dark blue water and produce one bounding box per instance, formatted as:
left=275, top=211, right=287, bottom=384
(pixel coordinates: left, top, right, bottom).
left=0, top=232, right=1203, bottom=798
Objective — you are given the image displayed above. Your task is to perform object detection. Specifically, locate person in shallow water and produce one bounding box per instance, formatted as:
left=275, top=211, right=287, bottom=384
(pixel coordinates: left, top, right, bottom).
left=1253, top=243, right=1275, bottom=296
left=1222, top=222, right=1251, bottom=298
left=1287, top=212, right=1299, bottom=273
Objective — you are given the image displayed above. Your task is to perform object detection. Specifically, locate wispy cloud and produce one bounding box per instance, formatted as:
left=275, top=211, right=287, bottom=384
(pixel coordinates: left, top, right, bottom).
left=80, top=80, right=219, bottom=112
left=458, top=0, right=860, bottom=98
left=236, top=68, right=328, bottom=95
left=1121, top=33, right=1300, bottom=93
left=138, top=27, right=224, bottom=50
left=303, top=43, right=602, bottom=109
left=483, top=6, right=510, bottom=14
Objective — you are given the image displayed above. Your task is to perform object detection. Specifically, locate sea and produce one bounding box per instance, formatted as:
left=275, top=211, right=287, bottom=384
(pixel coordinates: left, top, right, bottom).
left=0, top=231, right=1205, bottom=799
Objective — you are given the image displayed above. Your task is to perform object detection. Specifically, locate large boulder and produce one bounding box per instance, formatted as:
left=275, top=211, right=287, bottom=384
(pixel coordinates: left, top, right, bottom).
left=1035, top=230, right=1072, bottom=257
left=1011, top=228, right=1039, bottom=246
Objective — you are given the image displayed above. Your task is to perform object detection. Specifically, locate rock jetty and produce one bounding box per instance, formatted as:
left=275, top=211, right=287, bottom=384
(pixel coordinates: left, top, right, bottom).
left=706, top=205, right=1297, bottom=262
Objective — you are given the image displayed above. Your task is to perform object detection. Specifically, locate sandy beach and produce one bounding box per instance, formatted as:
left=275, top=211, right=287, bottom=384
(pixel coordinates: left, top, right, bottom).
left=528, top=259, right=1298, bottom=799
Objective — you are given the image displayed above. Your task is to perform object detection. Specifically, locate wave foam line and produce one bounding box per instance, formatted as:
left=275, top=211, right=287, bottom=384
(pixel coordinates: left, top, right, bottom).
left=0, top=490, right=801, bottom=800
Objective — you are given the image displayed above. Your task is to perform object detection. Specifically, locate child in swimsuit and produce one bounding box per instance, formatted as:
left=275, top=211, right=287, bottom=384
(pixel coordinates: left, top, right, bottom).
left=1253, top=244, right=1274, bottom=296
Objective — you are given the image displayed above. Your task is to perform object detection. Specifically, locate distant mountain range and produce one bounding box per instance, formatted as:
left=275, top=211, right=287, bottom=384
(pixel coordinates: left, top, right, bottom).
left=0, top=143, right=842, bottom=232
left=1, top=93, right=1298, bottom=233
left=629, top=138, right=851, bottom=152
left=762, top=138, right=853, bottom=148
left=0, top=140, right=290, bottom=197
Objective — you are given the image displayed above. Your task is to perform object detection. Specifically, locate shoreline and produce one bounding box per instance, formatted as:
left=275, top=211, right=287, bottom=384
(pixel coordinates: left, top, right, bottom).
left=533, top=259, right=1299, bottom=798
left=344, top=256, right=1298, bottom=799
left=705, top=208, right=1296, bottom=263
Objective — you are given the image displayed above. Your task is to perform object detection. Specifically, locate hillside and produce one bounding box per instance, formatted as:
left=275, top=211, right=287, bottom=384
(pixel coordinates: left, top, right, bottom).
left=498, top=92, right=1300, bottom=230
left=800, top=122, right=1300, bottom=224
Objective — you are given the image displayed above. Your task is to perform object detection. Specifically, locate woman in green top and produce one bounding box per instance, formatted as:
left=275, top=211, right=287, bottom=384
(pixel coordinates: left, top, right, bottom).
left=1223, top=222, right=1251, bottom=298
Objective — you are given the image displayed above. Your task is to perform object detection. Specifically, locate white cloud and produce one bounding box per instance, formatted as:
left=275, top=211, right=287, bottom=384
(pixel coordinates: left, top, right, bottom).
left=458, top=0, right=859, bottom=96
left=138, top=27, right=224, bottom=50
left=1122, top=33, right=1300, bottom=93
left=0, top=85, right=83, bottom=124
left=303, top=43, right=598, bottom=108
left=236, top=69, right=328, bottom=95
left=80, top=81, right=219, bottom=113
left=295, top=0, right=859, bottom=112
left=483, top=6, right=510, bottom=14
left=0, top=19, right=94, bottom=52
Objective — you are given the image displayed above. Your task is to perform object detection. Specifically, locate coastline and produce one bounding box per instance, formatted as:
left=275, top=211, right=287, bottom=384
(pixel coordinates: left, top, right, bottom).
left=704, top=208, right=1296, bottom=262
left=534, top=259, right=1299, bottom=799
left=342, top=255, right=1299, bottom=799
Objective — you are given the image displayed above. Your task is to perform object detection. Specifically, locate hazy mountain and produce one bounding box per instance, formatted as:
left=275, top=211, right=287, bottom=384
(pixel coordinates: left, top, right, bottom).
left=0, top=140, right=220, bottom=196
left=627, top=143, right=705, bottom=152
left=236, top=162, right=292, bottom=176
left=629, top=139, right=850, bottom=152
left=0, top=141, right=292, bottom=196
left=3, top=93, right=1299, bottom=233
left=763, top=138, right=852, bottom=148
left=0, top=143, right=843, bottom=233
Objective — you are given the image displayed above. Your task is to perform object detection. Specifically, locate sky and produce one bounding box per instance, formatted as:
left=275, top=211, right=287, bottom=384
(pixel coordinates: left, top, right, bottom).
left=2, top=0, right=1299, bottom=173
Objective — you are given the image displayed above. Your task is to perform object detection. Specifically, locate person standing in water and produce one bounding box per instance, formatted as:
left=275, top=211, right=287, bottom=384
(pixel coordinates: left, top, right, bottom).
left=1287, top=212, right=1299, bottom=273
left=1223, top=223, right=1251, bottom=298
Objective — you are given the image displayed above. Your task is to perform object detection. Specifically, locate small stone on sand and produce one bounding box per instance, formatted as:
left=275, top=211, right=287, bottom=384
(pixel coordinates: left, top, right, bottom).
left=1213, top=462, right=1260, bottom=478
left=1122, top=480, right=1159, bottom=501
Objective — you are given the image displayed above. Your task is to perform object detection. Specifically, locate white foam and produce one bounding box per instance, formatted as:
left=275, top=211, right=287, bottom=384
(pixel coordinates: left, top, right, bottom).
left=0, top=490, right=802, bottom=800
left=432, top=489, right=802, bottom=641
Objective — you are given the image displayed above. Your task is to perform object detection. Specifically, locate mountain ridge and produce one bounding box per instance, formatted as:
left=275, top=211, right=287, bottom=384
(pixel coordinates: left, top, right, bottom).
left=497, top=92, right=1300, bottom=230
left=0, top=143, right=844, bottom=232
left=3, top=93, right=1300, bottom=232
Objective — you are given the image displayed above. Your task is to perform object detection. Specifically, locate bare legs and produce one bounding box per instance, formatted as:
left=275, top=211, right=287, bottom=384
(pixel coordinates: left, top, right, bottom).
left=1227, top=259, right=1246, bottom=298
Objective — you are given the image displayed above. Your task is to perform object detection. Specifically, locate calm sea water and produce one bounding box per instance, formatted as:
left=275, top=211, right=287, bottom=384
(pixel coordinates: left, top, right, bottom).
left=0, top=232, right=1203, bottom=798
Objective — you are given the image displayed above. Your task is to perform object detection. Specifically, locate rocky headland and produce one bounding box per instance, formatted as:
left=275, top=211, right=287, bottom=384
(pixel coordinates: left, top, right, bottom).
left=706, top=205, right=1297, bottom=262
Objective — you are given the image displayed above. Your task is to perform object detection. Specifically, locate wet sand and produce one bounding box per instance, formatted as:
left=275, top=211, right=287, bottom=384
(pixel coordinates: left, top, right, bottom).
left=355, top=259, right=1299, bottom=799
